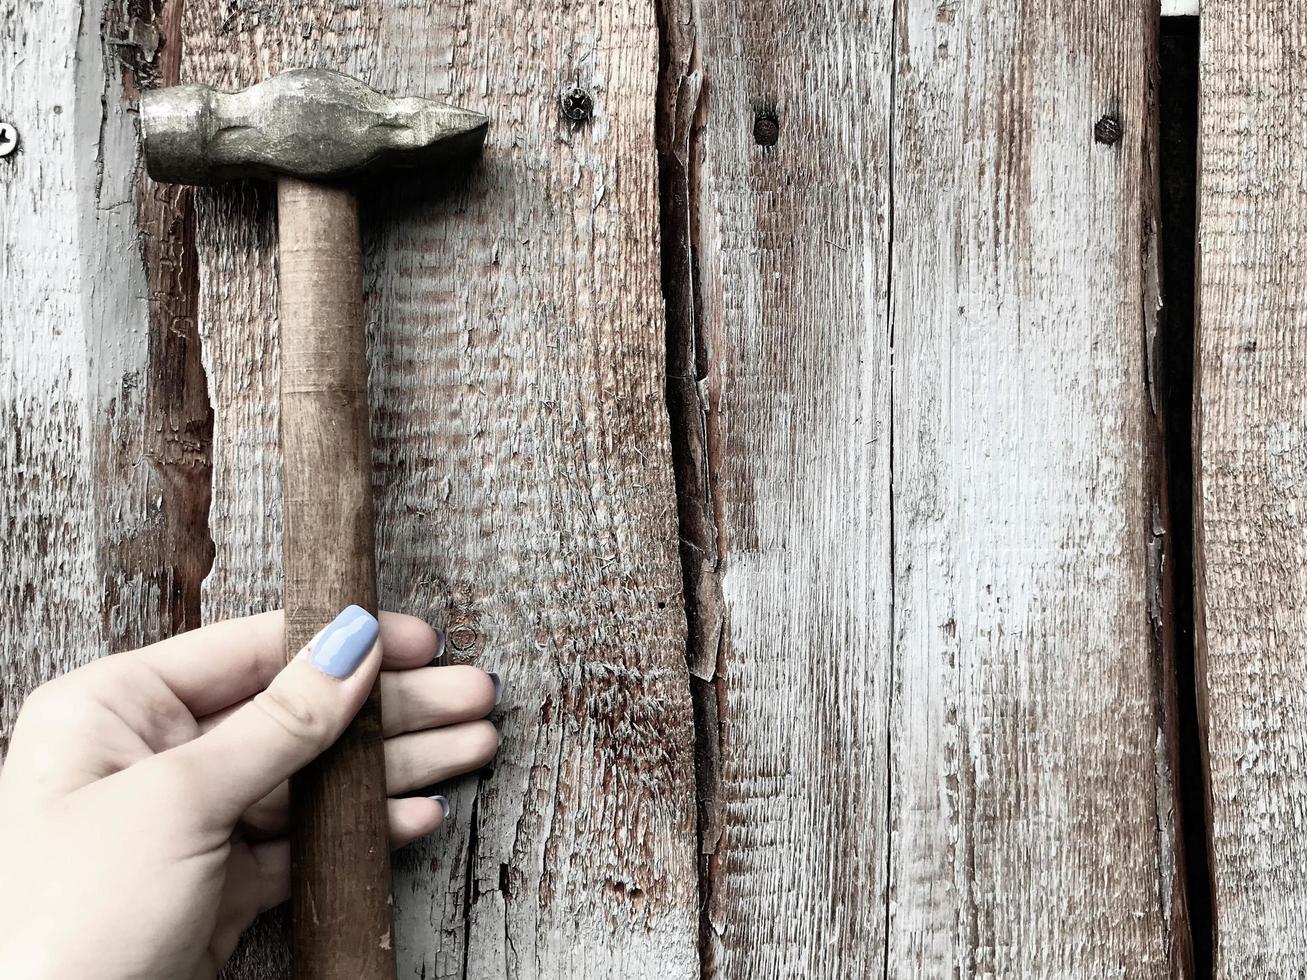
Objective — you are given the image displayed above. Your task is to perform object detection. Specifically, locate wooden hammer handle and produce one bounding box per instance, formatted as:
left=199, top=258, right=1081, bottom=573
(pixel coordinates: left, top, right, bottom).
left=277, top=177, right=397, bottom=979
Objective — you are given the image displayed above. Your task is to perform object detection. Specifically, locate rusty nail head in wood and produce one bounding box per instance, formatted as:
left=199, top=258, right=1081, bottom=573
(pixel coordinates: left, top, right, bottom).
left=1094, top=115, right=1122, bottom=146
left=561, top=87, right=593, bottom=122
left=0, top=123, right=18, bottom=158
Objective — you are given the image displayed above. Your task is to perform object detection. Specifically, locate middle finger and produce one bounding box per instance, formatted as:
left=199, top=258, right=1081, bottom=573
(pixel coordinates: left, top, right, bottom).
left=237, top=719, right=500, bottom=838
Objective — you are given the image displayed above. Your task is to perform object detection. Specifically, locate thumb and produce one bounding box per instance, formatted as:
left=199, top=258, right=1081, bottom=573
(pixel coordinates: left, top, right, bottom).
left=158, top=605, right=381, bottom=828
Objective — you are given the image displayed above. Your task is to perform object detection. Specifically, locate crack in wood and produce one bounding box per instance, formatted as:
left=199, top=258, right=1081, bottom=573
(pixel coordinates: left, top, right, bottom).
left=1158, top=15, right=1213, bottom=979
left=655, top=2, right=723, bottom=975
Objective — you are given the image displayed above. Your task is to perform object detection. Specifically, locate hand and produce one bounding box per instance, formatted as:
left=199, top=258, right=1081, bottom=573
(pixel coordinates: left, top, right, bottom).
left=0, top=607, right=500, bottom=979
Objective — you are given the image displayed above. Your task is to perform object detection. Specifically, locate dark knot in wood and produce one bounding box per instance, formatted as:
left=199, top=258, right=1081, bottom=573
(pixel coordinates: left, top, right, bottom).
left=448, top=624, right=480, bottom=651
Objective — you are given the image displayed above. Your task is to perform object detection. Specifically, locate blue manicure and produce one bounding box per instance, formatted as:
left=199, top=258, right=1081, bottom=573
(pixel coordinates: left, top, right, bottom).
left=488, top=671, right=503, bottom=705
left=310, top=605, right=379, bottom=678
left=430, top=795, right=450, bottom=819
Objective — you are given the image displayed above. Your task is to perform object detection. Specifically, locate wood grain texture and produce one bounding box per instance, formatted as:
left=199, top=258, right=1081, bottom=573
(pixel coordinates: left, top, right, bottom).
left=2, top=0, right=206, bottom=745
left=658, top=1, right=895, bottom=976
left=277, top=179, right=393, bottom=980
left=0, top=0, right=103, bottom=743
left=2, top=0, right=1212, bottom=976
left=661, top=0, right=1188, bottom=975
left=1196, top=4, right=1307, bottom=975
left=121, top=0, right=217, bottom=647
left=178, top=2, right=700, bottom=977
left=367, top=6, right=703, bottom=967
left=889, top=2, right=1186, bottom=976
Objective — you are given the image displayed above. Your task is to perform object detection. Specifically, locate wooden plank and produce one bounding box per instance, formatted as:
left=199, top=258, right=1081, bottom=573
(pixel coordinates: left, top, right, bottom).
left=113, top=0, right=216, bottom=650
left=1, top=0, right=204, bottom=741
left=0, top=0, right=103, bottom=740
left=661, top=0, right=1192, bottom=975
left=888, top=2, right=1188, bottom=976
left=1196, top=3, right=1307, bottom=975
left=658, top=1, right=895, bottom=976
left=178, top=1, right=700, bottom=976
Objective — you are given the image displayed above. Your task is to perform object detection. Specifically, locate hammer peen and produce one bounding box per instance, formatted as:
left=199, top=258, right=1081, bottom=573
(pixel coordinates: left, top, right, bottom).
left=140, top=68, right=487, bottom=978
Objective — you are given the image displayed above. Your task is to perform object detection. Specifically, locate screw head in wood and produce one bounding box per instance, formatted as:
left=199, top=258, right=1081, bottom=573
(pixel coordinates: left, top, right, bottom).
left=0, top=123, right=18, bottom=158
left=561, top=87, right=593, bottom=122
left=1094, top=115, right=1123, bottom=146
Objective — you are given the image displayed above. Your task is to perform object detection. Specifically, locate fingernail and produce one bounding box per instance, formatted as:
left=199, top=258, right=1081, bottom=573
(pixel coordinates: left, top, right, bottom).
left=488, top=671, right=503, bottom=704
left=429, top=795, right=450, bottom=819
left=430, top=629, right=447, bottom=666
left=310, top=605, right=379, bottom=678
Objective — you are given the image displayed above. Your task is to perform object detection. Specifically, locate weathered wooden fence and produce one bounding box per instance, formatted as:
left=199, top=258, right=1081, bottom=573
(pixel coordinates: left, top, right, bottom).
left=1, top=0, right=1303, bottom=976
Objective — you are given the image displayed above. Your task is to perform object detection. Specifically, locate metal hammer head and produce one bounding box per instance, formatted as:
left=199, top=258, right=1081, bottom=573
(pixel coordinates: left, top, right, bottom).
left=140, top=68, right=488, bottom=185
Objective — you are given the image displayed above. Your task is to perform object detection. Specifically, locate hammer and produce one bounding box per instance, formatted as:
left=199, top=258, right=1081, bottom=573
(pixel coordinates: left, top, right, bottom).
left=139, top=68, right=487, bottom=977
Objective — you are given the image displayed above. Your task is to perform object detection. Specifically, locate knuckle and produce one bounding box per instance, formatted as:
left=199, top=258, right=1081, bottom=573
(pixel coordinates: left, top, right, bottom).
left=253, top=684, right=328, bottom=748
left=15, top=681, right=59, bottom=723
left=16, top=678, right=90, bottom=730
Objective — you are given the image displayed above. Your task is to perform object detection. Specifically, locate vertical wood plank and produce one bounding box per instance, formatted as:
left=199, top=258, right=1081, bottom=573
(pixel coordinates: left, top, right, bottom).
left=368, top=5, right=702, bottom=975
left=660, top=1, right=1188, bottom=976
left=2, top=0, right=205, bottom=745
left=179, top=1, right=700, bottom=975
left=0, top=0, right=102, bottom=740
left=659, top=1, right=896, bottom=975
left=1196, top=4, right=1307, bottom=975
left=114, top=0, right=216, bottom=650
left=889, top=2, right=1186, bottom=976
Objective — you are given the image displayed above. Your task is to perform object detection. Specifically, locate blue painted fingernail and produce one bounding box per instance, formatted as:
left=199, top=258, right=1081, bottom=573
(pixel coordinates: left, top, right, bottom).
left=310, top=605, right=379, bottom=678
left=429, top=795, right=450, bottom=819
left=488, top=671, right=503, bottom=704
